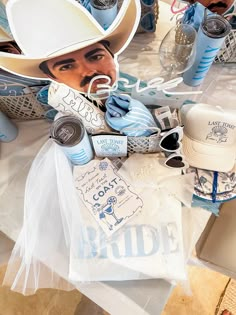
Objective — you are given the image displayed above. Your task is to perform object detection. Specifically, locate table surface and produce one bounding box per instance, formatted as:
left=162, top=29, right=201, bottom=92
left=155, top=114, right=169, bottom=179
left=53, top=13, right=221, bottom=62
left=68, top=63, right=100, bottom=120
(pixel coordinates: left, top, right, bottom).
left=0, top=1, right=235, bottom=314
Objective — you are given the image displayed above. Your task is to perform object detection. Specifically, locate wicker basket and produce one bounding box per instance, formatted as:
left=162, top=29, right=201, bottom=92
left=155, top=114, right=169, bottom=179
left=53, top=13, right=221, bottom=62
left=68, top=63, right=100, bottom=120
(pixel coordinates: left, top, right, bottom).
left=215, top=29, right=236, bottom=63
left=118, top=0, right=159, bottom=33
left=121, top=127, right=161, bottom=154
left=0, top=84, right=47, bottom=120
left=127, top=133, right=160, bottom=153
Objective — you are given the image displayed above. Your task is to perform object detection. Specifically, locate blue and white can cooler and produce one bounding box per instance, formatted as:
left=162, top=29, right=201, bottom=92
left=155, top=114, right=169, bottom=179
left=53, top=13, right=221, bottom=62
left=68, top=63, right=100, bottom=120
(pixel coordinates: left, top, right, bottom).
left=50, top=116, right=94, bottom=165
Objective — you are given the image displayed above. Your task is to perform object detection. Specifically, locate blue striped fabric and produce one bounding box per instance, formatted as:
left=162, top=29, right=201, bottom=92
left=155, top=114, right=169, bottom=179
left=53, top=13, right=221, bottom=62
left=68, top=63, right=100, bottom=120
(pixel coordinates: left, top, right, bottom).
left=105, top=94, right=158, bottom=136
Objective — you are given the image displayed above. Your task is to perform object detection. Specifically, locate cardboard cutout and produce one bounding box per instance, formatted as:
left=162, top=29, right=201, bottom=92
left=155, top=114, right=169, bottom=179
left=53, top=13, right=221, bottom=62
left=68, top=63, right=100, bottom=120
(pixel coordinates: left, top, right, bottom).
left=0, top=0, right=141, bottom=96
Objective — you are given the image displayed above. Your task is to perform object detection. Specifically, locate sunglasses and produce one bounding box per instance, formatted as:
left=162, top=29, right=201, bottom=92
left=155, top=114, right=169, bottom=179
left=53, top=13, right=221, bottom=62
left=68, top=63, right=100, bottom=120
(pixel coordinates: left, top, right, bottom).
left=140, top=11, right=156, bottom=32
left=164, top=152, right=188, bottom=169
left=141, top=0, right=155, bottom=7
left=159, top=126, right=183, bottom=152
left=159, top=126, right=188, bottom=169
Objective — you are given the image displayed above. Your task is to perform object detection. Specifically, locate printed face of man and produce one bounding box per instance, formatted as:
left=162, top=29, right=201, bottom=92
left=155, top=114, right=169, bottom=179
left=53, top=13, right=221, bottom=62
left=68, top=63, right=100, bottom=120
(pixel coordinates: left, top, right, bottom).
left=46, top=42, right=117, bottom=94
left=187, top=0, right=233, bottom=14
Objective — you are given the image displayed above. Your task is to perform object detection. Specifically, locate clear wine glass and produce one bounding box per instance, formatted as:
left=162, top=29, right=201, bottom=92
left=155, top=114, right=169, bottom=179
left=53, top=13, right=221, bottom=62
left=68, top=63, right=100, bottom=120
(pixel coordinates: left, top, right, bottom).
left=159, top=23, right=197, bottom=78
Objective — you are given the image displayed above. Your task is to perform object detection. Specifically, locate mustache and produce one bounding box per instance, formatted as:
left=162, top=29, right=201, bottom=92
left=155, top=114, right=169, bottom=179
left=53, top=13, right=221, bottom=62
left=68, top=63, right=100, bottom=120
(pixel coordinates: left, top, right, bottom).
left=80, top=73, right=109, bottom=88
left=207, top=1, right=227, bottom=10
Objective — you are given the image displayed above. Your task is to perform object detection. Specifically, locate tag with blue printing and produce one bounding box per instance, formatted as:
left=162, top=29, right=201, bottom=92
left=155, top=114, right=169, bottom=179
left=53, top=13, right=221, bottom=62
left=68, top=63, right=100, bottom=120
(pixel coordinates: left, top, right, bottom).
left=73, top=158, right=143, bottom=236
left=91, top=134, right=127, bottom=157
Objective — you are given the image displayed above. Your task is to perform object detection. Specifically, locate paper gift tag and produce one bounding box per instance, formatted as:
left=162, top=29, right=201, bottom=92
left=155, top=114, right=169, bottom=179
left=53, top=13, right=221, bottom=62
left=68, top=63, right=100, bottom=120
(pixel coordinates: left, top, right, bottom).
left=73, top=158, right=143, bottom=236
left=91, top=134, right=127, bottom=157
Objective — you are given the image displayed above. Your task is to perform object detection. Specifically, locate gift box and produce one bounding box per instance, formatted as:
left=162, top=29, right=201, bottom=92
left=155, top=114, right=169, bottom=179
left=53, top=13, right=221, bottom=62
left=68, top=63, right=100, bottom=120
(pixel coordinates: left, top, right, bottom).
left=196, top=198, right=236, bottom=279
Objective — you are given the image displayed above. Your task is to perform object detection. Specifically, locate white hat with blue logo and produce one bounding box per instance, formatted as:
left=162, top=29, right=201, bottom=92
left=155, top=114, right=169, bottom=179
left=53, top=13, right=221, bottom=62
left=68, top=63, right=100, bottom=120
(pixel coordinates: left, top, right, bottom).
left=180, top=103, right=236, bottom=172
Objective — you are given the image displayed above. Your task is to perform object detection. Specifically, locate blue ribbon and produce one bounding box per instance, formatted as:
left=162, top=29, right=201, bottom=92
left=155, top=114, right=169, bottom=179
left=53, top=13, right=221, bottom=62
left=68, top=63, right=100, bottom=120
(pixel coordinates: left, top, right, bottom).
left=212, top=171, right=218, bottom=203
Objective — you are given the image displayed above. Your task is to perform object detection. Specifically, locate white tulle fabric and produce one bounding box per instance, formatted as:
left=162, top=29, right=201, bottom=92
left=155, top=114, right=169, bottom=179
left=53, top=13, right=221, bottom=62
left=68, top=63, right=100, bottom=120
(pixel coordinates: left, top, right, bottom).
left=3, top=140, right=91, bottom=294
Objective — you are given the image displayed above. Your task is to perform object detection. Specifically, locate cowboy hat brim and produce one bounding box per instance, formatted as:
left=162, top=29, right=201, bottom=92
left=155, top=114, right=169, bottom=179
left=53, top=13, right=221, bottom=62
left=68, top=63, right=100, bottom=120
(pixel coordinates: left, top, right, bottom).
left=0, top=0, right=140, bottom=80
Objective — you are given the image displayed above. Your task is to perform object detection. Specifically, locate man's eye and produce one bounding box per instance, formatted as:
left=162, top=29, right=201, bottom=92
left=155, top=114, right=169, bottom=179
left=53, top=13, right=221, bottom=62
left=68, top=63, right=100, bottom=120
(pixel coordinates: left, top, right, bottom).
left=88, top=54, right=104, bottom=62
left=59, top=64, right=74, bottom=71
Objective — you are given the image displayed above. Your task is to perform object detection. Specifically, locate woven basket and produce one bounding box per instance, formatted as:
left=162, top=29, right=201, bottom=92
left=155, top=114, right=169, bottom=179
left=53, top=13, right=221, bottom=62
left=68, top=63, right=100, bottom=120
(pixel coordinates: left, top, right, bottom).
left=118, top=0, right=159, bottom=33
left=121, top=127, right=161, bottom=154
left=215, top=29, right=236, bottom=63
left=0, top=84, right=47, bottom=120
left=127, top=133, right=160, bottom=153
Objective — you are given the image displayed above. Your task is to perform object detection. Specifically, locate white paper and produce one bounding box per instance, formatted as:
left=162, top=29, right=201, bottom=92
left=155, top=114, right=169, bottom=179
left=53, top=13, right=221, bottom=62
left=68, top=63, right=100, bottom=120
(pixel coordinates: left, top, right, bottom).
left=73, top=158, right=143, bottom=236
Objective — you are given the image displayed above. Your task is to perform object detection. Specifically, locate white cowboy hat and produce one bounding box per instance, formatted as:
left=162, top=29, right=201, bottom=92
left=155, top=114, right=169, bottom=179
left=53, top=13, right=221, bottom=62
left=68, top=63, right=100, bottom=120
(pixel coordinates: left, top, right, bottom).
left=0, top=26, right=12, bottom=42
left=0, top=0, right=140, bottom=79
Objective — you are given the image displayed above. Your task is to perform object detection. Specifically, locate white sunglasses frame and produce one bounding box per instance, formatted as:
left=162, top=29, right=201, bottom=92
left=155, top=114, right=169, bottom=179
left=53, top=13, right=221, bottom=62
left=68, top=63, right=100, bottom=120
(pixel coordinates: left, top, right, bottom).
left=158, top=126, right=189, bottom=169
left=164, top=152, right=189, bottom=169
left=159, top=126, right=184, bottom=153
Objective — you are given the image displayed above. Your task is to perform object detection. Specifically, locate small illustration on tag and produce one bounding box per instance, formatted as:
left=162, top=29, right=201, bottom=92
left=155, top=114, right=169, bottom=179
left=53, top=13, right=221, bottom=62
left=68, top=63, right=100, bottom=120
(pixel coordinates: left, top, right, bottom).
left=74, top=158, right=143, bottom=236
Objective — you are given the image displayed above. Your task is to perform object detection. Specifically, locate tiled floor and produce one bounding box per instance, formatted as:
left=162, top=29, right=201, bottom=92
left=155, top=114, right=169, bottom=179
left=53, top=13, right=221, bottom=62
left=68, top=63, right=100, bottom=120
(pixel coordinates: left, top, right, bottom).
left=0, top=263, right=229, bottom=315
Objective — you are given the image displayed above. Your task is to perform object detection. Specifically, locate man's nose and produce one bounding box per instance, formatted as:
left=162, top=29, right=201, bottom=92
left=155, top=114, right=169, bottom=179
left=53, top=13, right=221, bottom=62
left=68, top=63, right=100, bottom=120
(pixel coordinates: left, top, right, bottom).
left=79, top=61, right=96, bottom=76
